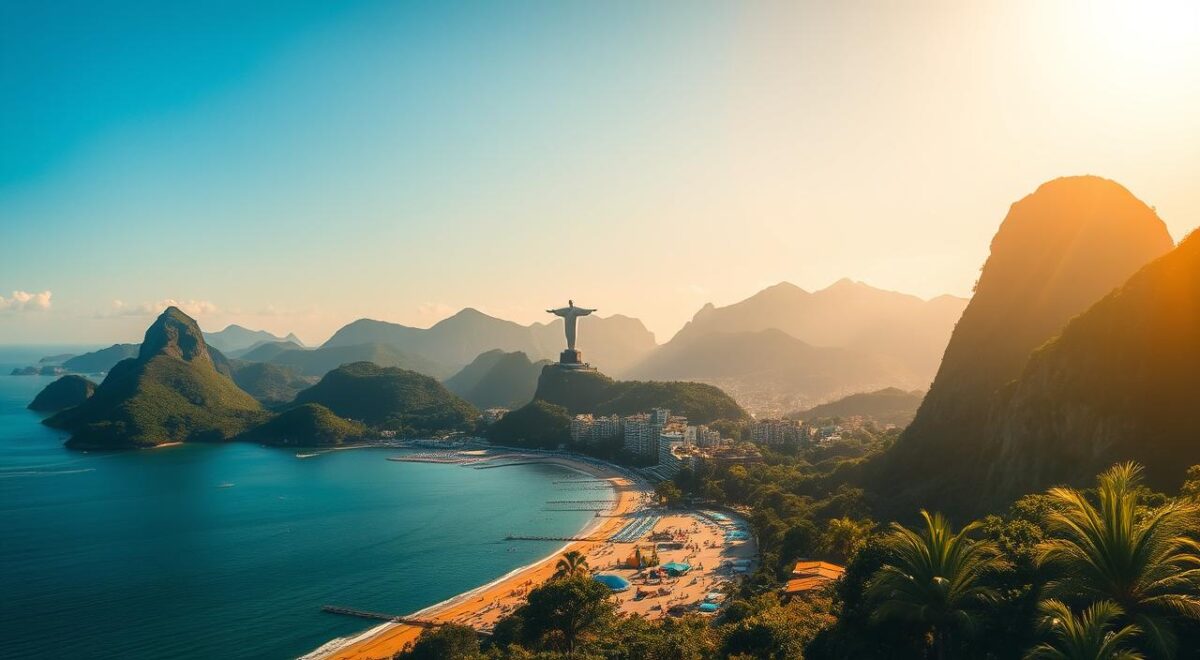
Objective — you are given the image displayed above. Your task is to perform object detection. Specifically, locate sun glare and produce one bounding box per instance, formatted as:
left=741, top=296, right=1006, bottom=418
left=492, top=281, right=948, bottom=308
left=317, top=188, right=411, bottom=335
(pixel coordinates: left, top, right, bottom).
left=1087, top=0, right=1200, bottom=74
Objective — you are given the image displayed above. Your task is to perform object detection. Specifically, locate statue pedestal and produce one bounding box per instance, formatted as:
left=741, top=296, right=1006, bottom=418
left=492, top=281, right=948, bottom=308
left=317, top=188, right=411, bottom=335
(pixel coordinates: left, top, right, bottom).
left=560, top=349, right=583, bottom=365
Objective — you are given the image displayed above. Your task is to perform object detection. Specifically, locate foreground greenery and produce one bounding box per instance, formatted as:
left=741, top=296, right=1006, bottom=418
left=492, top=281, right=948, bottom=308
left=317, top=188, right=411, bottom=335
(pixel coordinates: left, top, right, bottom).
left=396, top=461, right=1200, bottom=659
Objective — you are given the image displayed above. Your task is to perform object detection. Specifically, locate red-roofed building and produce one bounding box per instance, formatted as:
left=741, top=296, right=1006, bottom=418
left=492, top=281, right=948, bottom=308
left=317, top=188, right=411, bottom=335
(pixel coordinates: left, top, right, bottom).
left=784, top=560, right=845, bottom=596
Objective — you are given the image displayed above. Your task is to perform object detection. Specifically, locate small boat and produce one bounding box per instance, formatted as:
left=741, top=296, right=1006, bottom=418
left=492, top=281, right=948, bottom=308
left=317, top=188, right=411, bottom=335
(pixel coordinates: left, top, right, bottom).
left=217, top=482, right=235, bottom=488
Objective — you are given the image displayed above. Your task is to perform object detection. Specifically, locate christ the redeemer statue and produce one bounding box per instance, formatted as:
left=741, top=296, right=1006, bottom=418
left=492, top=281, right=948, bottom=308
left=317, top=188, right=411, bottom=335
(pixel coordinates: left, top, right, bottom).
left=547, top=300, right=595, bottom=365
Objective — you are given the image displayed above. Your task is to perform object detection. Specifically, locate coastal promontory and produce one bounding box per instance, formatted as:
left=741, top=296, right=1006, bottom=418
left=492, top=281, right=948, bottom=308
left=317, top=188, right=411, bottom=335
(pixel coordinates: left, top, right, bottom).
left=28, top=375, right=97, bottom=413
left=241, top=403, right=366, bottom=446
left=45, top=307, right=266, bottom=449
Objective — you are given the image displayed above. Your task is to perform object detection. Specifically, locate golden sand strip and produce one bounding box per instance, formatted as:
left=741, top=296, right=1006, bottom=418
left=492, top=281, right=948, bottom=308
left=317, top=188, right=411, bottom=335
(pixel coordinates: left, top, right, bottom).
left=305, top=456, right=649, bottom=660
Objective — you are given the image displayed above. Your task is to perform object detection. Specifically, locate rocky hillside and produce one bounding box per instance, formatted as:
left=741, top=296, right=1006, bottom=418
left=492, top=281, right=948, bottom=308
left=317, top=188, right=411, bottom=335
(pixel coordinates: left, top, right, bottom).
left=882, top=176, right=1174, bottom=513
left=322, top=308, right=657, bottom=374
left=980, top=230, right=1200, bottom=501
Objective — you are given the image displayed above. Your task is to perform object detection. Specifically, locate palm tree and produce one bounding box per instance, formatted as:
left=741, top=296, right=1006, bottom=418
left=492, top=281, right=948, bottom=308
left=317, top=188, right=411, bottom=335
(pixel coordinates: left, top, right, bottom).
left=867, top=510, right=1007, bottom=660
left=554, top=550, right=590, bottom=579
left=1025, top=599, right=1143, bottom=660
left=1037, top=462, right=1200, bottom=657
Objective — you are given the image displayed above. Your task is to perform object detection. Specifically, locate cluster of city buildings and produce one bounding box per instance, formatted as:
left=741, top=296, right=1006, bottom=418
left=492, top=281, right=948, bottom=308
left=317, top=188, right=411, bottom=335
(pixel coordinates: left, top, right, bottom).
left=485, top=402, right=861, bottom=483
left=568, top=408, right=766, bottom=480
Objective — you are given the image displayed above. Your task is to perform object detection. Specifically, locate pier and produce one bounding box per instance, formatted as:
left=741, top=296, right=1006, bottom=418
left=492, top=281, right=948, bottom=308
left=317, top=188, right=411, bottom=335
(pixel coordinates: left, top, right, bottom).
left=321, top=605, right=443, bottom=628
left=504, top=534, right=605, bottom=542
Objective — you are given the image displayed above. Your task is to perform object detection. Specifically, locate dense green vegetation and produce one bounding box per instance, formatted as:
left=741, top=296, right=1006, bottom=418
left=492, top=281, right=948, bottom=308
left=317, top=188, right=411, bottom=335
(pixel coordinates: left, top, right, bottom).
left=487, top=400, right=571, bottom=449
left=396, top=461, right=1200, bottom=660
left=533, top=365, right=748, bottom=423
left=46, top=308, right=266, bottom=448
left=28, top=375, right=96, bottom=412
left=241, top=403, right=366, bottom=446
left=293, top=361, right=477, bottom=434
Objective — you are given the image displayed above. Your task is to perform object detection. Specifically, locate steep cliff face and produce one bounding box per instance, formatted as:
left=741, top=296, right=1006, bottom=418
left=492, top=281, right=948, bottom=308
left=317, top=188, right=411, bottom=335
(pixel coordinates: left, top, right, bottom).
left=882, top=176, right=1174, bottom=513
left=982, top=231, right=1200, bottom=500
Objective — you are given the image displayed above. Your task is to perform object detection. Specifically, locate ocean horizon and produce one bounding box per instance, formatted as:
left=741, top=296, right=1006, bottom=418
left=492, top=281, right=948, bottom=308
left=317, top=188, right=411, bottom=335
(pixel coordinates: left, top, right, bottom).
left=0, top=350, right=605, bottom=659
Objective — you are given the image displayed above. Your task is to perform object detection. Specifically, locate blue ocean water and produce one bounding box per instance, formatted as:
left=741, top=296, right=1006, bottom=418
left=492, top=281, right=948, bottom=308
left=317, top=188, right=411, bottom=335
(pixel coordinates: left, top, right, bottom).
left=0, top=349, right=601, bottom=659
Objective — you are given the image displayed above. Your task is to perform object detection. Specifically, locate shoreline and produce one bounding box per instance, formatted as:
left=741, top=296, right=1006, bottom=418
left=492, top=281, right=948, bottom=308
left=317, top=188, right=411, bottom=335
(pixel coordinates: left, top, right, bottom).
left=303, top=452, right=649, bottom=660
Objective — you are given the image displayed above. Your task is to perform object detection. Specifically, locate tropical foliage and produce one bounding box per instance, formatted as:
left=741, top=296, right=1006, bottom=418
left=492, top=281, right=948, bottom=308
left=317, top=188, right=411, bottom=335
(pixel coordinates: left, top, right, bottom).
left=553, top=550, right=590, bottom=579
left=398, top=461, right=1200, bottom=659
left=866, top=511, right=1006, bottom=659
left=1037, top=462, right=1200, bottom=656
left=1024, top=599, right=1143, bottom=660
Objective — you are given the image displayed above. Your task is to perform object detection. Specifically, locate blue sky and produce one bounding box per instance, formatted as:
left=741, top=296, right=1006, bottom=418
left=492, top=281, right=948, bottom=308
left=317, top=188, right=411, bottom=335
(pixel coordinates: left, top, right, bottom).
left=2, top=1, right=1199, bottom=344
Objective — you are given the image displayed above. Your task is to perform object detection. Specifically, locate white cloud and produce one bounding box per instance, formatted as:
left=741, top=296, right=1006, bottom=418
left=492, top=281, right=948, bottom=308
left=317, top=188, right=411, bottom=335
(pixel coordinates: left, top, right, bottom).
left=0, top=290, right=52, bottom=312
left=105, top=298, right=218, bottom=318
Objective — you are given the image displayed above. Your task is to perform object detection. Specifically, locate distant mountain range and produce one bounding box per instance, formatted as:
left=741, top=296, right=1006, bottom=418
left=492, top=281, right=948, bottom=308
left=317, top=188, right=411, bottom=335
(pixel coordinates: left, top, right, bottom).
left=62, top=344, right=139, bottom=373
left=624, top=280, right=966, bottom=414
left=32, top=285, right=966, bottom=416
left=202, top=325, right=304, bottom=354
left=322, top=308, right=657, bottom=375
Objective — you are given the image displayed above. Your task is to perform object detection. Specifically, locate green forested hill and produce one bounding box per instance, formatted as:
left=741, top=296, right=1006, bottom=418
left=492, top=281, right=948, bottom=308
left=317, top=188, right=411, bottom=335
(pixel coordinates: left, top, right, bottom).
left=46, top=308, right=265, bottom=449
left=292, top=361, right=477, bottom=434
left=28, top=375, right=97, bottom=413
left=532, top=365, right=746, bottom=423
left=242, top=403, right=366, bottom=446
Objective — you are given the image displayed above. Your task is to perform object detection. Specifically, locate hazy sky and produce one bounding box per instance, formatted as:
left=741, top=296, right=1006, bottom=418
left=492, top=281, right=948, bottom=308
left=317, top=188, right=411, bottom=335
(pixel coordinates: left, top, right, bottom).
left=2, top=0, right=1198, bottom=345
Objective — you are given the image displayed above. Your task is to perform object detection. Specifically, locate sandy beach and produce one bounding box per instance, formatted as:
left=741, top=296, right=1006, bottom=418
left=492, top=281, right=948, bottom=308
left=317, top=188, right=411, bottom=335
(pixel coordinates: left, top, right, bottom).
left=305, top=455, right=652, bottom=660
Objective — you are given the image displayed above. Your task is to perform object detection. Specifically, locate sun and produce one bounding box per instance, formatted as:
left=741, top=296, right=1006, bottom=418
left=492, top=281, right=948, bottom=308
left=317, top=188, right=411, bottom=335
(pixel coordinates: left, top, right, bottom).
left=1086, top=0, right=1200, bottom=75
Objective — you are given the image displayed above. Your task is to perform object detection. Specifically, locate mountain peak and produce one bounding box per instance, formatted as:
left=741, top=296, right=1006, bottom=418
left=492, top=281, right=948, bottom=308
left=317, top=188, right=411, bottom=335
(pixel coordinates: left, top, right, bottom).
left=821, top=277, right=866, bottom=293
left=139, top=306, right=212, bottom=364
